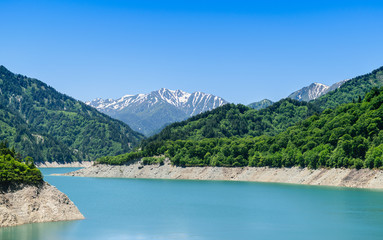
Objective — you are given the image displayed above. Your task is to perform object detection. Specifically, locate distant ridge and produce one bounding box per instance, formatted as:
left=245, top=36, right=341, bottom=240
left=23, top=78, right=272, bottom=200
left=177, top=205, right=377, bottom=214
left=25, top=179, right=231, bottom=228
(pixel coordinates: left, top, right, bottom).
left=87, top=88, right=228, bottom=136
left=248, top=99, right=274, bottom=110
left=288, top=79, right=350, bottom=102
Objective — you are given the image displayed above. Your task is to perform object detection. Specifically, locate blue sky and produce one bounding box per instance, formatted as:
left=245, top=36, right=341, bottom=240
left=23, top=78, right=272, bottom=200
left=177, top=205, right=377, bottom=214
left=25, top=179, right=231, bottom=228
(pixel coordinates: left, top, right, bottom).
left=1, top=0, right=383, bottom=104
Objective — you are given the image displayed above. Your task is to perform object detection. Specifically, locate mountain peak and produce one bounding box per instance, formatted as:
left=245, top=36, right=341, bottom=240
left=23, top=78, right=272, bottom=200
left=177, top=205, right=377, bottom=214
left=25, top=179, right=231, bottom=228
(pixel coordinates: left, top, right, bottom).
left=288, top=79, right=349, bottom=102
left=0, top=65, right=12, bottom=74
left=312, top=82, right=328, bottom=87
left=248, top=99, right=274, bottom=110
left=288, top=80, right=348, bottom=102
left=87, top=88, right=228, bottom=136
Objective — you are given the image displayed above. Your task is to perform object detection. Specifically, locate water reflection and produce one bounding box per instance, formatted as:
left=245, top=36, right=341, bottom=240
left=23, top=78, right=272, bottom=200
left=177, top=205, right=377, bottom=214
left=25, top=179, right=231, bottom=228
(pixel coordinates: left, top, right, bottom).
left=0, top=220, right=81, bottom=240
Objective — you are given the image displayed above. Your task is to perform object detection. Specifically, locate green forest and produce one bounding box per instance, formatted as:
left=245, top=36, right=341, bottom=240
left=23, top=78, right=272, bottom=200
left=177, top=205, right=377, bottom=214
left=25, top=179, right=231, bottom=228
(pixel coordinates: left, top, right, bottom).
left=142, top=99, right=320, bottom=143
left=98, top=87, right=383, bottom=169
left=0, top=66, right=144, bottom=163
left=0, top=141, right=43, bottom=191
left=1, top=65, right=383, bottom=168
left=313, top=66, right=383, bottom=110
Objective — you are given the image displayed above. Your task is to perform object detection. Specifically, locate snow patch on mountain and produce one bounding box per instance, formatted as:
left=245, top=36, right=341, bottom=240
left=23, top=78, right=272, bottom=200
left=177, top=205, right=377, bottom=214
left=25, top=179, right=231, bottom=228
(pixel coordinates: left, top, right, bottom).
left=86, top=88, right=228, bottom=136
left=87, top=88, right=227, bottom=116
left=288, top=79, right=350, bottom=102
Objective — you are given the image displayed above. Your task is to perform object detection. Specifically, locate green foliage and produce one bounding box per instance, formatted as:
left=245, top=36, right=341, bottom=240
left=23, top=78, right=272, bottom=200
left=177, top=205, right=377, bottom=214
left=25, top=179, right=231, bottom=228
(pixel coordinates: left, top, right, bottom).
left=142, top=156, right=165, bottom=165
left=142, top=99, right=320, bottom=147
left=103, top=87, right=383, bottom=169
left=96, top=151, right=145, bottom=165
left=313, top=66, right=383, bottom=110
left=0, top=141, right=43, bottom=190
left=0, top=66, right=144, bottom=163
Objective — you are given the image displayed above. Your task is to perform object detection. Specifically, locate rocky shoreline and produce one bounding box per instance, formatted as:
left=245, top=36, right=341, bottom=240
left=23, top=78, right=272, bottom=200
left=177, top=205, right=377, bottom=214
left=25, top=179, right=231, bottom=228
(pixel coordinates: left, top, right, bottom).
left=36, top=161, right=94, bottom=168
left=0, top=182, right=84, bottom=227
left=61, top=160, right=383, bottom=189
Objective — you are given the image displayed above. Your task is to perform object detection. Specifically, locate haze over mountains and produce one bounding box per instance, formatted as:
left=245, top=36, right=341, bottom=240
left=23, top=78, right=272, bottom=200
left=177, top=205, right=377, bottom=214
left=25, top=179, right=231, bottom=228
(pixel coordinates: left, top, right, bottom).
left=248, top=99, right=273, bottom=110
left=87, top=88, right=227, bottom=136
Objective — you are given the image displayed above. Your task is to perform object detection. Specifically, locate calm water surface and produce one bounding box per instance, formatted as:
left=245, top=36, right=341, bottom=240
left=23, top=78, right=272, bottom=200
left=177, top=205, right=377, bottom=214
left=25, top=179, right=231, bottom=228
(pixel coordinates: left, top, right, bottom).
left=1, top=167, right=383, bottom=240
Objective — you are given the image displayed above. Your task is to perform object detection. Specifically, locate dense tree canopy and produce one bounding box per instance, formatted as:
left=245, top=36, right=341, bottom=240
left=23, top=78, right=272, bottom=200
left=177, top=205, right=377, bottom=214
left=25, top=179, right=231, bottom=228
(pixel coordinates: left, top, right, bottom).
left=0, top=141, right=43, bottom=190
left=142, top=99, right=320, bottom=145
left=313, top=66, right=383, bottom=110
left=98, top=87, right=383, bottom=170
left=0, top=66, right=144, bottom=163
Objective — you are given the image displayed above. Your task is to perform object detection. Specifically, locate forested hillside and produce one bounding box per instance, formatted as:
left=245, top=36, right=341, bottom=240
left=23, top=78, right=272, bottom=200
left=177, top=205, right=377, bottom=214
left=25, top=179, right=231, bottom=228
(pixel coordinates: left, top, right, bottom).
left=99, top=87, right=383, bottom=169
left=313, top=66, right=383, bottom=109
left=0, top=106, right=80, bottom=162
left=141, top=66, right=383, bottom=148
left=142, top=98, right=319, bottom=145
left=0, top=66, right=144, bottom=162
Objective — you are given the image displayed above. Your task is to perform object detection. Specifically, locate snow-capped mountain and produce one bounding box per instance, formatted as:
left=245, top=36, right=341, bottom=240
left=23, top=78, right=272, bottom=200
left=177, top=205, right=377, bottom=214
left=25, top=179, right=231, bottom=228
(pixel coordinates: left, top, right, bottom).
left=86, top=88, right=228, bottom=136
left=288, top=79, right=350, bottom=102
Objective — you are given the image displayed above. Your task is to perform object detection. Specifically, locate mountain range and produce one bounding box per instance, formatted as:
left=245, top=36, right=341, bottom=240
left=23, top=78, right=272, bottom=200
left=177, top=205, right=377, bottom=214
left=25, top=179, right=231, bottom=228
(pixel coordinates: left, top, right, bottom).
left=1, top=64, right=382, bottom=164
left=248, top=79, right=350, bottom=110
left=103, top=66, right=383, bottom=170
left=141, top=65, right=383, bottom=151
left=87, top=88, right=227, bottom=136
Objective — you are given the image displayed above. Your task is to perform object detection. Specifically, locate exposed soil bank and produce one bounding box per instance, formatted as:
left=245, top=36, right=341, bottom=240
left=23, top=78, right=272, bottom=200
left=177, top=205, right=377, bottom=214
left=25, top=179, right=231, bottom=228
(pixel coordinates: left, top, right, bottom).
left=61, top=161, right=383, bottom=189
left=36, top=161, right=94, bottom=168
left=0, top=182, right=84, bottom=227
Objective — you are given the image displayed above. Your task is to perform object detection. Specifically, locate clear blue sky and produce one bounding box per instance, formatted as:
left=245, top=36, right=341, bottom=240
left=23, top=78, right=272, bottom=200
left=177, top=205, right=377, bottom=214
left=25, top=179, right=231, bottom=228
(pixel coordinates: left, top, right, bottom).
left=1, top=0, right=383, bottom=104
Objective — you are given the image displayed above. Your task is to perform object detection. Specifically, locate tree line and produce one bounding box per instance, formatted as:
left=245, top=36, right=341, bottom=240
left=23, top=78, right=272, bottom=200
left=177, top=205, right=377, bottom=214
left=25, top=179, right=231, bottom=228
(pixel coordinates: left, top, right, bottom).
left=98, top=87, right=383, bottom=170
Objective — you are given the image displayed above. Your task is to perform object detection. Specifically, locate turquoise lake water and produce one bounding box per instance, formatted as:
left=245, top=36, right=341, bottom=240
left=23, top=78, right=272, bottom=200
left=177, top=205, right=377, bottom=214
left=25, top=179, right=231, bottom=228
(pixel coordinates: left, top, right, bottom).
left=1, top=168, right=383, bottom=240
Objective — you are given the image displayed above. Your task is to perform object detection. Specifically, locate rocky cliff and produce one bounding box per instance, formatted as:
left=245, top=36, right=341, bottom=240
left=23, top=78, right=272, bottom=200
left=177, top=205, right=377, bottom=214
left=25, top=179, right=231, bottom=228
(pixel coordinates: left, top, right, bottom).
left=0, top=182, right=84, bottom=227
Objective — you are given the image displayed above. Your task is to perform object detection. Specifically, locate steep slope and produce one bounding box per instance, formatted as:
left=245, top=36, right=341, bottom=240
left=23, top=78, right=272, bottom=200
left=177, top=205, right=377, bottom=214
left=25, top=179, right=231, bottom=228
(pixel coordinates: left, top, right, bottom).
left=313, top=66, right=383, bottom=110
left=248, top=99, right=274, bottom=110
left=87, top=88, right=227, bottom=136
left=288, top=79, right=350, bottom=102
left=0, top=66, right=144, bottom=162
left=0, top=143, right=84, bottom=227
left=288, top=83, right=330, bottom=101
left=0, top=107, right=76, bottom=162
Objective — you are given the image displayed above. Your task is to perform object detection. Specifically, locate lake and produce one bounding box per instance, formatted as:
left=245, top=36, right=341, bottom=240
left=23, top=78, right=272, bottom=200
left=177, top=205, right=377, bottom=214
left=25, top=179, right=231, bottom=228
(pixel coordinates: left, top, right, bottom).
left=1, top=167, right=383, bottom=240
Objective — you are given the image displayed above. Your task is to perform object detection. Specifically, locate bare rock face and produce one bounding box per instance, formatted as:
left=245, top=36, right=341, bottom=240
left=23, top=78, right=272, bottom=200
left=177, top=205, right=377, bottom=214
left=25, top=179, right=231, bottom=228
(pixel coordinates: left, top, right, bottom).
left=63, top=160, right=383, bottom=189
left=0, top=182, right=84, bottom=227
left=35, top=161, right=94, bottom=168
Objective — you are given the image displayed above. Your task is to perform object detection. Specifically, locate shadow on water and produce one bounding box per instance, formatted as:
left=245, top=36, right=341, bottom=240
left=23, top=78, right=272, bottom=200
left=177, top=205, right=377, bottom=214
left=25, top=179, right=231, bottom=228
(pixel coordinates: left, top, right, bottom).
left=0, top=220, right=81, bottom=240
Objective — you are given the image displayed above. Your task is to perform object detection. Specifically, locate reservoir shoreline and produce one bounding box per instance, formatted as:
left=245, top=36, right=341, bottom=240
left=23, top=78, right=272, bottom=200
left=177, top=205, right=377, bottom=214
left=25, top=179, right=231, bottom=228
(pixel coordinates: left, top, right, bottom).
left=61, top=161, right=383, bottom=189
left=0, top=182, right=84, bottom=228
left=36, top=161, right=94, bottom=168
